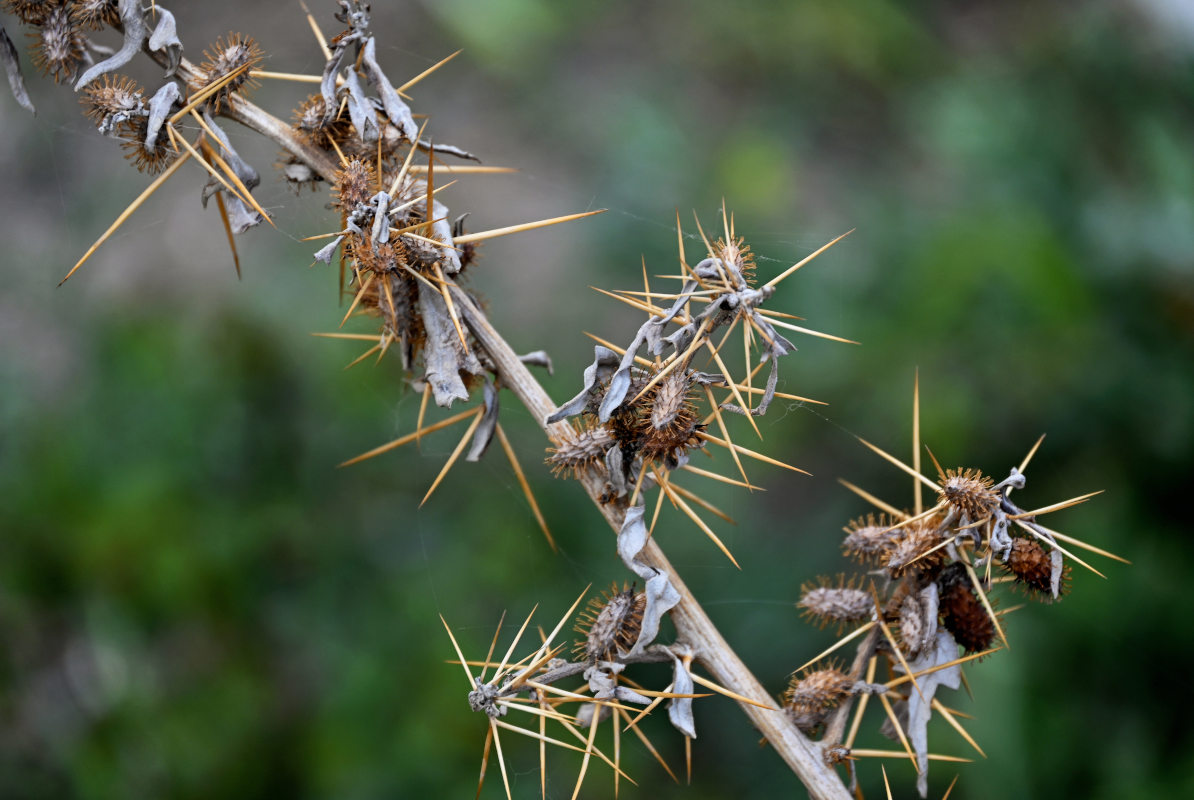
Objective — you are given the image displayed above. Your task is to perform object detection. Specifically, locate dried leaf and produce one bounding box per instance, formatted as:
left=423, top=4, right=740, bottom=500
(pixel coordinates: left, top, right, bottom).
left=617, top=506, right=681, bottom=657
left=418, top=281, right=482, bottom=406
left=895, top=630, right=964, bottom=798
left=359, top=36, right=418, bottom=142
left=75, top=0, right=146, bottom=91
left=144, top=82, right=181, bottom=152
left=667, top=652, right=697, bottom=739
left=146, top=6, right=183, bottom=77
left=466, top=377, right=499, bottom=462
left=517, top=350, right=553, bottom=374
left=545, top=346, right=620, bottom=423
left=1, top=25, right=35, bottom=115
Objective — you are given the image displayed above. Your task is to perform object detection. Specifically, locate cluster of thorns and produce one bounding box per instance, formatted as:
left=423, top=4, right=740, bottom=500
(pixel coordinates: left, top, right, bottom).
left=1, top=2, right=1125, bottom=799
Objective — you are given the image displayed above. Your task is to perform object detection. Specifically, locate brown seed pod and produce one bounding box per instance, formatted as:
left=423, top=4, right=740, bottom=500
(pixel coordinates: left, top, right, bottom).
left=937, top=564, right=996, bottom=654
left=797, top=575, right=873, bottom=632
left=80, top=73, right=143, bottom=126
left=573, top=583, right=646, bottom=663
left=332, top=157, right=377, bottom=213
left=782, top=666, right=855, bottom=737
left=293, top=93, right=354, bottom=150
left=713, top=234, right=755, bottom=285
left=547, top=423, right=615, bottom=478
left=885, top=521, right=946, bottom=578
left=191, top=33, right=263, bottom=111
left=638, top=369, right=704, bottom=463
left=841, top=513, right=902, bottom=562
left=30, top=4, right=85, bottom=84
left=1002, top=537, right=1070, bottom=600
left=118, top=117, right=177, bottom=175
left=69, top=0, right=118, bottom=30
left=939, top=467, right=999, bottom=520
left=3, top=0, right=52, bottom=25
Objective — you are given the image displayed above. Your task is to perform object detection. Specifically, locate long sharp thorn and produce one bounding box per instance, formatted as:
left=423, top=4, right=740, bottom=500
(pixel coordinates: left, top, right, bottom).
left=698, top=429, right=811, bottom=476
left=496, top=424, right=556, bottom=550
left=882, top=765, right=893, bottom=800
left=688, top=672, right=770, bottom=708
left=397, top=49, right=463, bottom=92
left=212, top=191, right=241, bottom=279
left=705, top=339, right=762, bottom=439
left=854, top=750, right=971, bottom=764
left=59, top=152, right=191, bottom=285
left=420, top=406, right=484, bottom=506
left=339, top=406, right=477, bottom=467
left=432, top=262, right=470, bottom=352
left=793, top=622, right=877, bottom=675
left=931, top=697, right=986, bottom=758
left=913, top=370, right=922, bottom=516
left=964, top=562, right=1009, bottom=650
left=1031, top=522, right=1129, bottom=564
left=943, top=773, right=961, bottom=800
left=619, top=707, right=679, bottom=783
left=475, top=723, right=493, bottom=800
left=522, top=586, right=591, bottom=670
left=495, top=604, right=539, bottom=680
left=856, top=435, right=940, bottom=493
left=1015, top=521, right=1108, bottom=577
left=763, top=229, right=855, bottom=290
left=838, top=479, right=909, bottom=521
left=388, top=118, right=429, bottom=197
left=924, top=444, right=946, bottom=482
left=453, top=210, right=606, bottom=245
left=679, top=464, right=757, bottom=489
left=343, top=343, right=381, bottom=369
left=440, top=615, right=475, bottom=685
left=668, top=481, right=735, bottom=524
left=703, top=386, right=751, bottom=486
left=310, top=332, right=380, bottom=342
left=1016, top=434, right=1047, bottom=483
left=479, top=610, right=507, bottom=684
left=583, top=331, right=657, bottom=368
left=1009, top=490, right=1104, bottom=519
left=885, top=648, right=1001, bottom=690
left=570, top=711, right=601, bottom=800
left=339, top=274, right=375, bottom=328
left=194, top=114, right=274, bottom=227
left=660, top=477, right=740, bottom=569
left=249, top=69, right=322, bottom=83
left=763, top=316, right=860, bottom=344
left=490, top=721, right=513, bottom=800
left=675, top=209, right=689, bottom=273
left=298, top=0, right=333, bottom=59
left=876, top=610, right=925, bottom=703
left=845, top=654, right=878, bottom=749
left=876, top=692, right=919, bottom=774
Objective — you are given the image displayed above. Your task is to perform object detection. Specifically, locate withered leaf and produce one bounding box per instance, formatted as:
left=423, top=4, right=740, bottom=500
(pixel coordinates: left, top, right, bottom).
left=1, top=25, right=35, bottom=115
left=75, top=0, right=146, bottom=91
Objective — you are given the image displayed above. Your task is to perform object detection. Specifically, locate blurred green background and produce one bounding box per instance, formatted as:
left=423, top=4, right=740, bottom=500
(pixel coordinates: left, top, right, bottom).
left=2, top=1, right=1192, bottom=798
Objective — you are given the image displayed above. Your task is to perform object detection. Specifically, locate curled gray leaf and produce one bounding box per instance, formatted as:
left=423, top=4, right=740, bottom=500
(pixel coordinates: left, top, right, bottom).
left=466, top=377, right=499, bottom=462
left=147, top=6, right=182, bottom=77
left=1, top=25, right=35, bottom=115
left=75, top=0, right=146, bottom=91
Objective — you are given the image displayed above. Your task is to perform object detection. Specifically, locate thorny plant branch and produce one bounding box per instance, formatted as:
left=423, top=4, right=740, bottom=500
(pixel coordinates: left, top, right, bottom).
left=135, top=20, right=851, bottom=800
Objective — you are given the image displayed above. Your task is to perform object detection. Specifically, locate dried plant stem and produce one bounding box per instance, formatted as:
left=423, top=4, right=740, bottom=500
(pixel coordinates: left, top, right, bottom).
left=185, top=71, right=851, bottom=800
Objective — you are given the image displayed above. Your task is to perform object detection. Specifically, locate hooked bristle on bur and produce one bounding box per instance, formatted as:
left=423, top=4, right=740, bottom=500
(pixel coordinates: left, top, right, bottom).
left=573, top=583, right=646, bottom=663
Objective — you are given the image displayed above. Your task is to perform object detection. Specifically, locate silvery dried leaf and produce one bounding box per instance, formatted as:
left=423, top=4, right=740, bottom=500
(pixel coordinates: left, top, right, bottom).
left=146, top=6, right=182, bottom=77
left=1050, top=548, right=1064, bottom=599
left=143, top=82, right=181, bottom=152
left=517, top=350, right=552, bottom=374
left=313, top=235, right=345, bottom=264
left=1, top=25, right=34, bottom=115
left=546, top=346, right=620, bottom=423
left=617, top=505, right=682, bottom=657
left=429, top=197, right=463, bottom=274
left=466, top=378, right=499, bottom=462
left=343, top=68, right=379, bottom=142
left=359, top=37, right=418, bottom=142
left=668, top=651, right=697, bottom=739
left=75, top=0, right=146, bottom=91
left=369, top=191, right=391, bottom=245
left=894, top=630, right=963, bottom=798
left=418, top=282, right=482, bottom=406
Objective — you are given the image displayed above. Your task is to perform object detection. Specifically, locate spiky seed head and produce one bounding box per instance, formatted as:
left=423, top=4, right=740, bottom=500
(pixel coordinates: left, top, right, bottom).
left=823, top=743, right=851, bottom=766
left=573, top=583, right=646, bottom=663
left=713, top=235, right=755, bottom=285
left=80, top=73, right=143, bottom=126
left=937, top=564, right=997, bottom=654
left=547, top=424, right=615, bottom=478
left=70, top=0, right=118, bottom=29
left=842, top=513, right=902, bottom=562
left=332, top=157, right=377, bottom=212
left=896, top=589, right=937, bottom=659
left=782, top=666, right=855, bottom=736
left=1003, top=537, right=1069, bottom=600
left=118, top=117, right=177, bottom=175
left=31, top=4, right=85, bottom=84
left=2, top=0, right=52, bottom=24
left=798, top=575, right=873, bottom=631
left=192, top=33, right=263, bottom=111
left=639, top=369, right=704, bottom=462
left=293, top=94, right=353, bottom=149
left=939, top=467, right=999, bottom=520
left=885, top=521, right=945, bottom=578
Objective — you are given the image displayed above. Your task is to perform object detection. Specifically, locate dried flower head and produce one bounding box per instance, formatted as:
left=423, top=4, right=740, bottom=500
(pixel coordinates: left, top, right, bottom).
left=30, top=4, right=85, bottom=84
left=939, top=467, right=999, bottom=520
left=192, top=33, right=263, bottom=111
left=118, top=116, right=177, bottom=175
left=842, top=513, right=902, bottom=562
left=885, top=521, right=946, bottom=577
left=896, top=586, right=937, bottom=659
left=573, top=583, right=646, bottom=663
left=782, top=666, right=855, bottom=736
left=332, top=156, right=377, bottom=212
left=798, top=575, right=873, bottom=632
left=3, top=0, right=52, bottom=24
left=69, top=0, right=118, bottom=30
left=1002, top=537, right=1069, bottom=600
left=293, top=93, right=353, bottom=150
left=713, top=234, right=755, bottom=285
left=547, top=423, right=615, bottom=478
left=80, top=73, right=143, bottom=126
left=936, top=564, right=997, bottom=654
left=638, top=369, right=704, bottom=463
